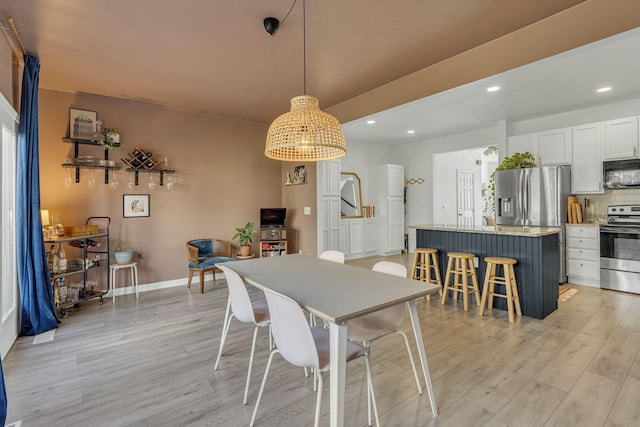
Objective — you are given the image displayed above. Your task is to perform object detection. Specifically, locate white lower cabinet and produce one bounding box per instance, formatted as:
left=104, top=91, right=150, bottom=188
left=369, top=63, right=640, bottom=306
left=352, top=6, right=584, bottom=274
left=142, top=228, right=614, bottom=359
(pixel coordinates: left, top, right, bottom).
left=341, top=218, right=377, bottom=259
left=566, top=225, right=599, bottom=287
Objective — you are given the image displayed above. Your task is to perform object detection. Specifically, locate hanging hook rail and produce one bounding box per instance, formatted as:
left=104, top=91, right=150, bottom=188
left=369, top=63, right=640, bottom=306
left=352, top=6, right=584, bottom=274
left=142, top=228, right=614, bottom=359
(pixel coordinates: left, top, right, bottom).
left=1, top=16, right=27, bottom=56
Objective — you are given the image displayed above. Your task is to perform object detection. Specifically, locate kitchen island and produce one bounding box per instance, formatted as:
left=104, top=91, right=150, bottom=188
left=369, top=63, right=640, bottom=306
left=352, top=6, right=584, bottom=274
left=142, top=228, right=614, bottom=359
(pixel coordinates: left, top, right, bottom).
left=412, top=224, right=560, bottom=319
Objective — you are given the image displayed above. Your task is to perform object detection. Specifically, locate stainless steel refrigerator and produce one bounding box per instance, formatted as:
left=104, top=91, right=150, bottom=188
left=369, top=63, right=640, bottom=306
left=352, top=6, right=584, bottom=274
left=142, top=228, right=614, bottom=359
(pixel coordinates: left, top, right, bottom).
left=494, top=165, right=571, bottom=283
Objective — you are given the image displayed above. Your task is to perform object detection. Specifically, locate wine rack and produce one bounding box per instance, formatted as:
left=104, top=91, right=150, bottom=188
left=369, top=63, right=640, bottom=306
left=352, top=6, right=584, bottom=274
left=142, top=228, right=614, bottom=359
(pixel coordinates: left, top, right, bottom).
left=122, top=147, right=175, bottom=187
left=121, top=147, right=159, bottom=170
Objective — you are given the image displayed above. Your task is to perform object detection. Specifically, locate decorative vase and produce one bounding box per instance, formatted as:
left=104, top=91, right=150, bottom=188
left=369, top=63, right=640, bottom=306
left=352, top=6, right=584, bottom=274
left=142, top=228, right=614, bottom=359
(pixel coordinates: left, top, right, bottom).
left=114, top=251, right=133, bottom=264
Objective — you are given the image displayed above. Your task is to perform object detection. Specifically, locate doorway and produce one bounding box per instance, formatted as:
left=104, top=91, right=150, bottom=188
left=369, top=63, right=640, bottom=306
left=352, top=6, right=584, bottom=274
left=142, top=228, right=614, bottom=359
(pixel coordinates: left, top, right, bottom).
left=0, top=95, right=19, bottom=358
left=433, top=145, right=499, bottom=226
left=456, top=170, right=474, bottom=227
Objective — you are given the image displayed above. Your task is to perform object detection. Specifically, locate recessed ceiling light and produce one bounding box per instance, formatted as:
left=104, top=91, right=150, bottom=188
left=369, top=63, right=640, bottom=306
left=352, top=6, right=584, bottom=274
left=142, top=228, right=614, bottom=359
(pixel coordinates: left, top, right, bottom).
left=486, top=86, right=500, bottom=92
left=366, top=120, right=376, bottom=124
left=597, top=86, right=612, bottom=93
left=407, top=130, right=415, bottom=134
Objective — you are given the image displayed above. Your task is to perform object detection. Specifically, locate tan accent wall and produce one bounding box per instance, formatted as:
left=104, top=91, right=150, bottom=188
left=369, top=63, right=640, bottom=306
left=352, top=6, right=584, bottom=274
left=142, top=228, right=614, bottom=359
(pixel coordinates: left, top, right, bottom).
left=281, top=162, right=317, bottom=256
left=327, top=0, right=640, bottom=123
left=38, top=89, right=281, bottom=285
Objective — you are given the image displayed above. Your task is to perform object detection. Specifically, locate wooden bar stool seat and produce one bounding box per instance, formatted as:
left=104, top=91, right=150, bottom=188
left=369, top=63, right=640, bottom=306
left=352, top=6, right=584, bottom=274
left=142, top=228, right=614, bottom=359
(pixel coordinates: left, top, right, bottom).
left=479, top=257, right=522, bottom=323
left=441, top=252, right=480, bottom=311
left=411, top=248, right=442, bottom=300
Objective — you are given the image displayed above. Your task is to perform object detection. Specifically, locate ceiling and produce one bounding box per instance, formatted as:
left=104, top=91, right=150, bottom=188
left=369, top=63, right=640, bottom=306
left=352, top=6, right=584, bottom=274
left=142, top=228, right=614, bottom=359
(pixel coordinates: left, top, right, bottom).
left=343, top=26, right=640, bottom=145
left=1, top=0, right=587, bottom=126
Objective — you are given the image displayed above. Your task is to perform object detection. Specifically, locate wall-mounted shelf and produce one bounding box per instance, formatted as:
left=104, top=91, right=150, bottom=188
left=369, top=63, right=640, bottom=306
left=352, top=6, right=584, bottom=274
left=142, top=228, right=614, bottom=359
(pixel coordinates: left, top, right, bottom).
left=62, top=137, right=121, bottom=184
left=125, top=168, right=176, bottom=186
left=121, top=147, right=175, bottom=186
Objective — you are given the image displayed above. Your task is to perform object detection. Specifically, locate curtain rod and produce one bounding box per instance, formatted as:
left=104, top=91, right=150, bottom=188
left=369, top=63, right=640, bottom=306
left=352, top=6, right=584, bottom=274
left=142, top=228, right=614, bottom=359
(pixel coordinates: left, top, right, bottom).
left=1, top=16, right=27, bottom=56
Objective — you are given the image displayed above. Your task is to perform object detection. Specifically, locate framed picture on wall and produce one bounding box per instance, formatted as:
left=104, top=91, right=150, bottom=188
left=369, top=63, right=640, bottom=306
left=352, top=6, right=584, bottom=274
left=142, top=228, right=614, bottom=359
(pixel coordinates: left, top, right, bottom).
left=123, top=194, right=150, bottom=218
left=292, top=165, right=307, bottom=184
left=69, top=108, right=97, bottom=140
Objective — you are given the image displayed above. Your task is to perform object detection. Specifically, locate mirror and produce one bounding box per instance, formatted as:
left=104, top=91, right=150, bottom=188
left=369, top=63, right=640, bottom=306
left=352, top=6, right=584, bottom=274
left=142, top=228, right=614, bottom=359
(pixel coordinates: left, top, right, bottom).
left=340, top=172, right=363, bottom=218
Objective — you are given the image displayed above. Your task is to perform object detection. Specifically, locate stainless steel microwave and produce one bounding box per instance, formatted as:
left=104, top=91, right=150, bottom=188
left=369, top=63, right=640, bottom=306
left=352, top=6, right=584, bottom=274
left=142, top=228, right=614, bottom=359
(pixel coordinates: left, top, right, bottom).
left=604, top=159, right=640, bottom=188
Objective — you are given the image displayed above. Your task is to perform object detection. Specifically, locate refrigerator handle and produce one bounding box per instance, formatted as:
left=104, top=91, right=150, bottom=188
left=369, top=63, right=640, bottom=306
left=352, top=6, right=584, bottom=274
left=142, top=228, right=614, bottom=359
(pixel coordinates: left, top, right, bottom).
left=525, top=170, right=530, bottom=226
left=518, top=171, right=524, bottom=226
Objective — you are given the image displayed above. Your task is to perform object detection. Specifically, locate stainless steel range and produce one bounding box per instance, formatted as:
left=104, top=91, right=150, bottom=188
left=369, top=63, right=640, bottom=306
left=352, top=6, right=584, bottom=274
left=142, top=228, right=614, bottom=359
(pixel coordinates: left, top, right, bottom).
left=600, top=205, right=640, bottom=294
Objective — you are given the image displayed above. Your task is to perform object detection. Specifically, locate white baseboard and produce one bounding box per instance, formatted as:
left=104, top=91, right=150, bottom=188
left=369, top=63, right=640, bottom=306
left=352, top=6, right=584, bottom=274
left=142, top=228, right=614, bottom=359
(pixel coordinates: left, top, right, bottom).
left=110, top=271, right=225, bottom=297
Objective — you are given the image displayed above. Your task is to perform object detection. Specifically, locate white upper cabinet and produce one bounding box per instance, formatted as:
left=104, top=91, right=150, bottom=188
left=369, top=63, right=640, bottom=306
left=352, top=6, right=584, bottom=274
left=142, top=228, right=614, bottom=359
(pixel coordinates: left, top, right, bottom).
left=603, top=116, right=639, bottom=160
left=538, top=127, right=571, bottom=165
left=571, top=122, right=604, bottom=194
left=506, top=133, right=537, bottom=158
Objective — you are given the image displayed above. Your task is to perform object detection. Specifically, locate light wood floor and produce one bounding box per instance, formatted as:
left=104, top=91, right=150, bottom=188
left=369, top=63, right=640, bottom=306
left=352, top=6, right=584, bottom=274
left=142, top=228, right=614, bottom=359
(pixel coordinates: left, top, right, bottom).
left=4, top=254, right=640, bottom=426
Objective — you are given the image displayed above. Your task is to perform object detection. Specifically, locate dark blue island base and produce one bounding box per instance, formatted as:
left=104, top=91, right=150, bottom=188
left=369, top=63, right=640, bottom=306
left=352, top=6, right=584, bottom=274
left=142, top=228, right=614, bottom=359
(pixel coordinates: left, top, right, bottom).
left=416, top=229, right=559, bottom=319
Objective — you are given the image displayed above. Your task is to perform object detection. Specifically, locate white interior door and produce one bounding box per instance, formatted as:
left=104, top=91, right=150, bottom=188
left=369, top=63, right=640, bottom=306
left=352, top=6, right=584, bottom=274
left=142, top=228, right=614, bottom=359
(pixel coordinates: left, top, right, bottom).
left=457, top=170, right=474, bottom=227
left=0, top=95, right=19, bottom=358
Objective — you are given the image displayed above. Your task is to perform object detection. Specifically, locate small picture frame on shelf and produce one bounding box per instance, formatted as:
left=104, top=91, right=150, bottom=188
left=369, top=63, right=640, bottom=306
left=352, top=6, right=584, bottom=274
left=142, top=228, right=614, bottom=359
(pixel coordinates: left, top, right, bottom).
left=123, top=194, right=150, bottom=218
left=69, top=108, right=97, bottom=140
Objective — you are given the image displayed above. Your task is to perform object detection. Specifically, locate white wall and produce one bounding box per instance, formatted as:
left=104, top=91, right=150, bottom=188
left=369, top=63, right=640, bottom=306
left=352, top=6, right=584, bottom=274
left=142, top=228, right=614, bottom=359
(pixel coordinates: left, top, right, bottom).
left=341, top=139, right=391, bottom=206
left=433, top=148, right=484, bottom=225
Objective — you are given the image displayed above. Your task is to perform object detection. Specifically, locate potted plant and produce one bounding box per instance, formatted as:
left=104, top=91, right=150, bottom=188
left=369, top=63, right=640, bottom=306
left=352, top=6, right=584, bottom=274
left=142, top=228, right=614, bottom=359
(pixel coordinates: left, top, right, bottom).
left=233, top=222, right=256, bottom=257
left=92, top=127, right=120, bottom=149
left=114, top=241, right=135, bottom=264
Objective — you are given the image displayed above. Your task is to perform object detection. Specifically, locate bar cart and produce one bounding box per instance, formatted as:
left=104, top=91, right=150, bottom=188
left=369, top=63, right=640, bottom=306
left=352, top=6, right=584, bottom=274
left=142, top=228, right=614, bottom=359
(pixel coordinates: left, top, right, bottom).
left=44, top=217, right=111, bottom=317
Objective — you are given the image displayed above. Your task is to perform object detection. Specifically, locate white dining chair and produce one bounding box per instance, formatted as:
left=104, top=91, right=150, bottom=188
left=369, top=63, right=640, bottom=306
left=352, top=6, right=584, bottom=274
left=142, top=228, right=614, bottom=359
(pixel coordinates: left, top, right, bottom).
left=347, top=261, right=423, bottom=396
left=310, top=250, right=345, bottom=328
left=214, top=265, right=271, bottom=405
left=318, top=250, right=345, bottom=264
left=250, top=287, right=380, bottom=427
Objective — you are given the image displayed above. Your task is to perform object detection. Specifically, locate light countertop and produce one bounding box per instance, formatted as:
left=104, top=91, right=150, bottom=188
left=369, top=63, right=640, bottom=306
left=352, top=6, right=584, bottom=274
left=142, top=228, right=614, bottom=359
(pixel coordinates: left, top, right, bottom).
left=410, top=224, right=560, bottom=237
left=566, top=222, right=600, bottom=227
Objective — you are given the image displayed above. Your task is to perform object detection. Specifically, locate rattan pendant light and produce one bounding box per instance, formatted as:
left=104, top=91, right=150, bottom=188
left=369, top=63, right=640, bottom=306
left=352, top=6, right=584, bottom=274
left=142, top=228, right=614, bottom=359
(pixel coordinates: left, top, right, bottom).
left=265, top=0, right=347, bottom=162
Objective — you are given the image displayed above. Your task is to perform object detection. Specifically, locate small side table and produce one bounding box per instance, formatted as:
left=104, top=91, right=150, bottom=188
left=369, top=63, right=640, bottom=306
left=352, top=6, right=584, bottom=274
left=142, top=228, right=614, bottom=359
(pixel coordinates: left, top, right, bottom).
left=109, top=262, right=139, bottom=305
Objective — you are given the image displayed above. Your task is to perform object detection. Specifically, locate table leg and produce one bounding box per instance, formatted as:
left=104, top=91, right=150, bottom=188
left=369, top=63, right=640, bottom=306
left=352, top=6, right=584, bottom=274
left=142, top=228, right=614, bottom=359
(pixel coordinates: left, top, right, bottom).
left=407, top=300, right=438, bottom=417
left=329, top=321, right=347, bottom=427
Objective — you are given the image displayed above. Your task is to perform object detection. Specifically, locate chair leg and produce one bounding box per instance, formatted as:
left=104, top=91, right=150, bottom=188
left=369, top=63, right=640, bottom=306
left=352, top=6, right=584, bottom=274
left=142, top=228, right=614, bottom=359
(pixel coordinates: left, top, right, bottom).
left=314, top=372, right=323, bottom=427
left=214, top=298, right=233, bottom=370
left=187, top=271, right=194, bottom=289
left=364, top=354, right=380, bottom=426
left=199, top=271, right=205, bottom=294
left=510, top=265, right=522, bottom=317
left=250, top=349, right=279, bottom=427
left=441, top=257, right=454, bottom=305
left=460, top=259, right=469, bottom=311
left=504, top=264, right=515, bottom=323
left=243, top=325, right=261, bottom=405
left=214, top=311, right=235, bottom=370
left=479, top=263, right=492, bottom=316
left=396, top=331, right=423, bottom=395
left=469, top=259, right=481, bottom=308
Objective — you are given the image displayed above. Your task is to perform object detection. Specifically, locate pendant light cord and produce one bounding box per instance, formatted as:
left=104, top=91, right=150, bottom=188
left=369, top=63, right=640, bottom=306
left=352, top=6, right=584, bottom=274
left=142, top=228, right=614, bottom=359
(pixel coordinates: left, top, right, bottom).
left=303, top=0, right=306, bottom=95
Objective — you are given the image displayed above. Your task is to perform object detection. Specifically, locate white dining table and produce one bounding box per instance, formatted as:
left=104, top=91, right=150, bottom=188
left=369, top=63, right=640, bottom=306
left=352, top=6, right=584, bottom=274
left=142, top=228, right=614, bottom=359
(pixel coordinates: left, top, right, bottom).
left=218, top=254, right=439, bottom=426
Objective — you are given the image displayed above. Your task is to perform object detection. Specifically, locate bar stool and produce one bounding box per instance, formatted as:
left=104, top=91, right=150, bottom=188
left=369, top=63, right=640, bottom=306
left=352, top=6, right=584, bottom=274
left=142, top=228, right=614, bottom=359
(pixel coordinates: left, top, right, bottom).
left=109, top=262, right=139, bottom=305
left=479, top=257, right=521, bottom=323
left=441, top=252, right=480, bottom=311
left=411, top=248, right=442, bottom=300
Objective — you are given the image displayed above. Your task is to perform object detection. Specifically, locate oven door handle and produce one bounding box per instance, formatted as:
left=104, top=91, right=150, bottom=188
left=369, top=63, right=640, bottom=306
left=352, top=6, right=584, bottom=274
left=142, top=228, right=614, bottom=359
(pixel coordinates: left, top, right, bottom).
left=600, top=226, right=640, bottom=234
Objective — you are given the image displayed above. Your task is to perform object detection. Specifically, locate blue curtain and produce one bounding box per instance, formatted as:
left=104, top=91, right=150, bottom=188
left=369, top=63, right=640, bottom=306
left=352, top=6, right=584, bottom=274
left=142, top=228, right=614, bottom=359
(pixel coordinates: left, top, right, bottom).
left=17, top=54, right=58, bottom=336
left=0, top=358, right=6, bottom=426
